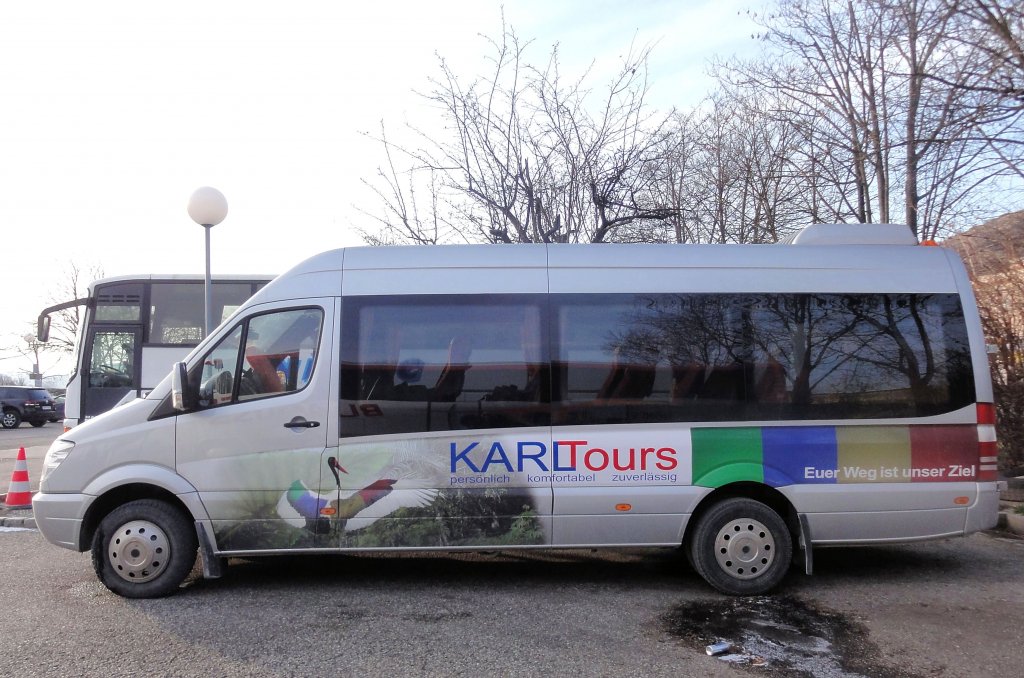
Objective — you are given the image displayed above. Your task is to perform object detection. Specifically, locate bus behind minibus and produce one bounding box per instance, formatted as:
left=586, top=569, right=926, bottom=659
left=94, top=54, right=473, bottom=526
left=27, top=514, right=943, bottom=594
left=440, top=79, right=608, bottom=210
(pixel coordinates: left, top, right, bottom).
left=37, top=274, right=272, bottom=429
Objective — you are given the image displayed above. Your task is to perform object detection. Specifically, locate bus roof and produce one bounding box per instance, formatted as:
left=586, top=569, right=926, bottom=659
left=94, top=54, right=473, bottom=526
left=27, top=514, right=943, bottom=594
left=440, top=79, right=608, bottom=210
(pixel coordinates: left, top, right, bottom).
left=252, top=226, right=965, bottom=303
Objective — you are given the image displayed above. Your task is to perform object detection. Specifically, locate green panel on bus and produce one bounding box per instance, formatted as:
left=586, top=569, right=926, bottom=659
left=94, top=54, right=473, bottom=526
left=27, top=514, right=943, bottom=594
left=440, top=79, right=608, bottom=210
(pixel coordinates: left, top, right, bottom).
left=691, top=427, right=764, bottom=487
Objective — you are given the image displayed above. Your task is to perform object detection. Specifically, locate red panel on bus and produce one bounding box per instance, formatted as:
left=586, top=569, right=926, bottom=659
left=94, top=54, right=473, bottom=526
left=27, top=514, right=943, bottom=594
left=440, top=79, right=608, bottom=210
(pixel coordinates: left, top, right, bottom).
left=909, top=425, right=978, bottom=482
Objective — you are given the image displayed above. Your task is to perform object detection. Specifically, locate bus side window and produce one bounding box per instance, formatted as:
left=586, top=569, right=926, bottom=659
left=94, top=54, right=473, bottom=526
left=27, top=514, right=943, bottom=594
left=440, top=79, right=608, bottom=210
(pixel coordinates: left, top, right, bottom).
left=340, top=296, right=548, bottom=437
left=596, top=347, right=656, bottom=400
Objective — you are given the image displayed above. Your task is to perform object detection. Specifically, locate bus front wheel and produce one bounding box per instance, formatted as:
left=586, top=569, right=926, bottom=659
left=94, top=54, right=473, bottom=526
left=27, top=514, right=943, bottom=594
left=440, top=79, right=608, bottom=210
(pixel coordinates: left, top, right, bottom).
left=689, top=498, right=792, bottom=595
left=91, top=499, right=198, bottom=598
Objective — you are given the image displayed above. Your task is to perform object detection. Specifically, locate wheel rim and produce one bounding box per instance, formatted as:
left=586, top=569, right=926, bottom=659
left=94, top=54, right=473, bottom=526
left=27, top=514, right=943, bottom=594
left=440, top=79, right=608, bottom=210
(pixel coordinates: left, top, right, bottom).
left=2, top=413, right=13, bottom=427
left=713, top=517, right=776, bottom=580
left=107, top=520, right=171, bottom=584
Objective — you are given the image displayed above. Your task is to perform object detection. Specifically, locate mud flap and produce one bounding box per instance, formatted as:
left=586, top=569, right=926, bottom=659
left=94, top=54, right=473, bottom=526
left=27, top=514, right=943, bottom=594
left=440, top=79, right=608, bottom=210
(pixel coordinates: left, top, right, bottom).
left=195, top=520, right=224, bottom=579
left=798, top=513, right=813, bottom=575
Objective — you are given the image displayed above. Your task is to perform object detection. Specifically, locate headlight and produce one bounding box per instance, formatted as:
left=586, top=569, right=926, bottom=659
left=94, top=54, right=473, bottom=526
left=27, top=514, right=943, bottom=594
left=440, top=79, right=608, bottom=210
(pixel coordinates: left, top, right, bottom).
left=41, top=439, right=76, bottom=483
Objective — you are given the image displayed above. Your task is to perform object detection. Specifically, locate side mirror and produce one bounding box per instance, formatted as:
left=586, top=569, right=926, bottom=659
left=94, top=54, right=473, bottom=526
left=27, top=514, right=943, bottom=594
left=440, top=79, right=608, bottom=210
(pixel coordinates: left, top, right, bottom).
left=37, top=315, right=51, bottom=343
left=171, top=362, right=192, bottom=411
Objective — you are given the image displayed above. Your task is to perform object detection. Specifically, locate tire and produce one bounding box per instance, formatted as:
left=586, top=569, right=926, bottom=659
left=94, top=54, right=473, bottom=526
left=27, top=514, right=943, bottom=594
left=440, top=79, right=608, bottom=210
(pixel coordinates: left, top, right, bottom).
left=689, top=497, right=792, bottom=596
left=30, top=420, right=46, bottom=428
left=1, top=409, right=21, bottom=429
left=91, top=499, right=198, bottom=598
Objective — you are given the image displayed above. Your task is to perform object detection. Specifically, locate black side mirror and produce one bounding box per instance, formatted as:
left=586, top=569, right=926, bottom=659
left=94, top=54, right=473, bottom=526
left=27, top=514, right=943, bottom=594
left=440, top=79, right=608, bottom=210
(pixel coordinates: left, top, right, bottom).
left=37, top=315, right=51, bottom=343
left=171, top=362, right=193, bottom=411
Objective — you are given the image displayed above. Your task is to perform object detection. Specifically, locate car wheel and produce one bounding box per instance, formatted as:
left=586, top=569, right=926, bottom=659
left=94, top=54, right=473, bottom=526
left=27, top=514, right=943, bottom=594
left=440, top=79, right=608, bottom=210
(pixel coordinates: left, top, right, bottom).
left=689, top=497, right=792, bottom=596
left=30, top=420, right=46, bottom=428
left=1, top=409, right=21, bottom=429
left=91, top=499, right=198, bottom=598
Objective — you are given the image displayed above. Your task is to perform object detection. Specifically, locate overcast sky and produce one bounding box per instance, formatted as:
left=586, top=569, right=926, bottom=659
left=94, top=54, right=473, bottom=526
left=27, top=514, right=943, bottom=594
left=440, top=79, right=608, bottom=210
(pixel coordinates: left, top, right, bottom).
left=0, top=0, right=761, bottom=381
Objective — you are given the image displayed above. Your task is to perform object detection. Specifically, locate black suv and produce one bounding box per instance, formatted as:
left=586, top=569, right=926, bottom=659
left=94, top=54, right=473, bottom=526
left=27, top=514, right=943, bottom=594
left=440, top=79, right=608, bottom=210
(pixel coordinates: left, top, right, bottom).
left=0, top=386, right=56, bottom=429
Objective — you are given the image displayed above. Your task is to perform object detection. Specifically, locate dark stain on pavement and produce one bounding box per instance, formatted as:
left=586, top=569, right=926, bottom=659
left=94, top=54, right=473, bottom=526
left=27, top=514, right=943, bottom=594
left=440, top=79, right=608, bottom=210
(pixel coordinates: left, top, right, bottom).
left=662, top=595, right=921, bottom=678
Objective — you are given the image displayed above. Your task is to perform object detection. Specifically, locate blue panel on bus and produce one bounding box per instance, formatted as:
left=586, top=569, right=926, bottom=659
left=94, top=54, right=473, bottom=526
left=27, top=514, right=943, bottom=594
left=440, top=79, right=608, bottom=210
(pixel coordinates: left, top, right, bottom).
left=761, top=426, right=838, bottom=486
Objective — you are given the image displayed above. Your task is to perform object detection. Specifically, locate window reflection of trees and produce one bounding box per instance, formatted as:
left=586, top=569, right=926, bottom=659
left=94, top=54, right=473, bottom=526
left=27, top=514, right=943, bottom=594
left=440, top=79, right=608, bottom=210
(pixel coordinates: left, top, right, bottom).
left=591, top=292, right=972, bottom=419
left=748, top=294, right=949, bottom=408
left=340, top=297, right=549, bottom=437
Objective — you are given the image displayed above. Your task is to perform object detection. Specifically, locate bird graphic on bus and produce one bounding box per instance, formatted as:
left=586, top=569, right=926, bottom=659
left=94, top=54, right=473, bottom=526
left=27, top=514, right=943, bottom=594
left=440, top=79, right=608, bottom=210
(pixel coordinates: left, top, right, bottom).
left=276, top=447, right=444, bottom=532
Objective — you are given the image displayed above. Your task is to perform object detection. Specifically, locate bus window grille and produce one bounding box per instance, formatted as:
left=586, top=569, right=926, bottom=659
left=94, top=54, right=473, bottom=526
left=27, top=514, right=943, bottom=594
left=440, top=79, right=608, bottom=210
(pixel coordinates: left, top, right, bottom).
left=97, top=294, right=142, bottom=305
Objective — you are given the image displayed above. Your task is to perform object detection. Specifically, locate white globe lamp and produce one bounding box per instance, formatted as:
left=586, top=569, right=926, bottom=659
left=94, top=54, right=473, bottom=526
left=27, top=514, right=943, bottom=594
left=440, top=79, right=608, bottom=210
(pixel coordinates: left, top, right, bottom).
left=188, top=187, right=229, bottom=337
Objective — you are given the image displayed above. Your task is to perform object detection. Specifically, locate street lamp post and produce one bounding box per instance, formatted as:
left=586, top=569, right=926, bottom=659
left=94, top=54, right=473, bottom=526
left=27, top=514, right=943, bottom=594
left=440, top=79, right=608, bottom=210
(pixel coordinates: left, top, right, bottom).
left=187, top=187, right=229, bottom=338
left=23, top=334, right=43, bottom=387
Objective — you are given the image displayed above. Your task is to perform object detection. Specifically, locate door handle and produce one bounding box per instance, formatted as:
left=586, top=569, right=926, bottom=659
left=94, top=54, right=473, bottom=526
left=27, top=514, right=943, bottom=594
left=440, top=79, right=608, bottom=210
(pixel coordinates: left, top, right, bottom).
left=283, top=417, right=320, bottom=429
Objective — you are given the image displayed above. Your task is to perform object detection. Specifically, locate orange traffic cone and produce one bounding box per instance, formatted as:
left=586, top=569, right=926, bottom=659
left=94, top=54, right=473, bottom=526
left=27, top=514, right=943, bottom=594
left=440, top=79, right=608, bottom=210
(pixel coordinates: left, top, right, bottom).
left=4, top=447, right=32, bottom=509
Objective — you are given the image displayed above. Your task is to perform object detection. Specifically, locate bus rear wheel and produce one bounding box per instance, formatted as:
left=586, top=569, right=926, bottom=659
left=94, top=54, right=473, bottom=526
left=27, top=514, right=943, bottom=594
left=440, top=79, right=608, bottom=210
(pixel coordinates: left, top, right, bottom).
left=689, top=498, right=792, bottom=595
left=91, top=499, right=198, bottom=598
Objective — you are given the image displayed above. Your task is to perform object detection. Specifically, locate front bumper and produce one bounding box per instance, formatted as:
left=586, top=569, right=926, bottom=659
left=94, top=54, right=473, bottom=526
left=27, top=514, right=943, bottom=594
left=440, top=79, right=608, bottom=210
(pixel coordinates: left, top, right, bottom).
left=31, top=492, right=92, bottom=551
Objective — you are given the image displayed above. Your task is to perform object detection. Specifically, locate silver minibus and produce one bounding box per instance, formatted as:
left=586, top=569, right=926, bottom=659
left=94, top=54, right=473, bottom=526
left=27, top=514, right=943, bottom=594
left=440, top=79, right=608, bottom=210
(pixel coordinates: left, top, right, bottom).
left=32, top=224, right=999, bottom=597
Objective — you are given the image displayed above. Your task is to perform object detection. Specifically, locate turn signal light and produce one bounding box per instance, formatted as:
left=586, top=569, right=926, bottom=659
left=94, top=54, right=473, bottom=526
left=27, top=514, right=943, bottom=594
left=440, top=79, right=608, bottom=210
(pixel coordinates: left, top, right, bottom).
left=954, top=496, right=970, bottom=505
left=615, top=504, right=632, bottom=512
left=319, top=507, right=337, bottom=516
left=977, top=403, right=997, bottom=425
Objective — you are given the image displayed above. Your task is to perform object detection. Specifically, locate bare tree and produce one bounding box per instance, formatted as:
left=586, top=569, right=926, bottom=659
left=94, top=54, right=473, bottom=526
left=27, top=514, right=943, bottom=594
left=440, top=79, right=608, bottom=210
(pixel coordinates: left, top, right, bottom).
left=0, top=373, right=26, bottom=386
left=361, top=26, right=680, bottom=245
left=649, top=89, right=809, bottom=245
left=43, top=262, right=105, bottom=355
left=975, top=264, right=1024, bottom=473
left=938, top=0, right=1024, bottom=180
left=949, top=215, right=1024, bottom=473
left=716, top=0, right=1013, bottom=240
left=716, top=1, right=893, bottom=224
left=358, top=125, right=447, bottom=246
left=360, top=8, right=1021, bottom=248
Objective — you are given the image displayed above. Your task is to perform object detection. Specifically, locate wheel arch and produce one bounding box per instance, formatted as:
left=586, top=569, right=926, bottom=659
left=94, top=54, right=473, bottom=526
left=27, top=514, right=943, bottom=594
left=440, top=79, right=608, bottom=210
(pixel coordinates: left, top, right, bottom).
left=683, top=481, right=800, bottom=551
left=80, top=484, right=201, bottom=551
left=78, top=466, right=207, bottom=551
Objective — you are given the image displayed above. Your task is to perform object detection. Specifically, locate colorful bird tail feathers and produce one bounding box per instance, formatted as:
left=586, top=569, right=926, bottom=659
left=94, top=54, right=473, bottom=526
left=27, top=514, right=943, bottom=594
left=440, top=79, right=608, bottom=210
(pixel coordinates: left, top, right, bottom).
left=280, top=479, right=332, bottom=522
left=279, top=477, right=402, bottom=521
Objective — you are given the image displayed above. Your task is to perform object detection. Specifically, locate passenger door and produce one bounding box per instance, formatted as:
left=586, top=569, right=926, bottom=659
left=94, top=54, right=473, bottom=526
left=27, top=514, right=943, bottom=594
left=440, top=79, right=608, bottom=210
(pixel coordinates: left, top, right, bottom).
left=175, top=300, right=335, bottom=552
left=333, top=292, right=553, bottom=549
